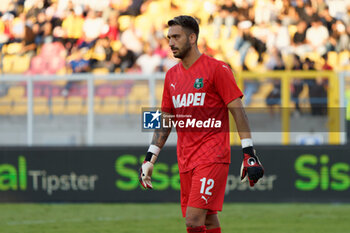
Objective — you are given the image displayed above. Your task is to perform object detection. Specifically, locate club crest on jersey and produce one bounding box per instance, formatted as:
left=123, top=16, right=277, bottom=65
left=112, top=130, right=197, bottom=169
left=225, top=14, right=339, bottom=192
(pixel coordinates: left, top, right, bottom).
left=194, top=78, right=204, bottom=89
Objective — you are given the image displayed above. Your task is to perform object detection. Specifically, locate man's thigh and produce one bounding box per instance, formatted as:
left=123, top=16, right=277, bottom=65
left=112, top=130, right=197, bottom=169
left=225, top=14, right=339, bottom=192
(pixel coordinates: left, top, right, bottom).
left=180, top=163, right=229, bottom=217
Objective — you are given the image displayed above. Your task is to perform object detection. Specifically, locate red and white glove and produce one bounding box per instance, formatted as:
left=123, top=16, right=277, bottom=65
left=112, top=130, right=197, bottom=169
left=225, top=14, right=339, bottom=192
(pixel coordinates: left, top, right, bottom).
left=139, top=152, right=157, bottom=189
left=240, top=146, right=264, bottom=187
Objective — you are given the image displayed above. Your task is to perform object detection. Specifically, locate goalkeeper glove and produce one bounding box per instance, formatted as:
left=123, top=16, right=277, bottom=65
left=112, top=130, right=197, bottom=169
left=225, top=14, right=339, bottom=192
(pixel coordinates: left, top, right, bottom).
left=240, top=146, right=264, bottom=187
left=139, top=152, right=157, bottom=189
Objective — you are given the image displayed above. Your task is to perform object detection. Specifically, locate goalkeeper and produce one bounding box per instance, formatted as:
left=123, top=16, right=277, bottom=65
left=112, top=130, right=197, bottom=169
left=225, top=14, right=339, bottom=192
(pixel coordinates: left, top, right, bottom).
left=139, top=15, right=264, bottom=233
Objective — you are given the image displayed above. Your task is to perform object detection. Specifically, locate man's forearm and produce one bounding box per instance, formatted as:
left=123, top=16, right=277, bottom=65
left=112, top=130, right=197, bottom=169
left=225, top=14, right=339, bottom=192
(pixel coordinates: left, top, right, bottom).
left=227, top=98, right=252, bottom=139
left=151, top=112, right=173, bottom=148
left=151, top=127, right=172, bottom=148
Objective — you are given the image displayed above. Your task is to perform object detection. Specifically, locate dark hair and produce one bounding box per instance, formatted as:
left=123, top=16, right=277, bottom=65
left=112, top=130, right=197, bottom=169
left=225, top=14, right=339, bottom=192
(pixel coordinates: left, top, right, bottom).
left=168, top=15, right=199, bottom=41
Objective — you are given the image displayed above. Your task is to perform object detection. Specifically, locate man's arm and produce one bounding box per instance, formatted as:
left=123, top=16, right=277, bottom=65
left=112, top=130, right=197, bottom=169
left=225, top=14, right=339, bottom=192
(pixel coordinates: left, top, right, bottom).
left=227, top=98, right=251, bottom=140
left=227, top=98, right=264, bottom=187
left=151, top=112, right=172, bottom=149
left=139, top=112, right=173, bottom=189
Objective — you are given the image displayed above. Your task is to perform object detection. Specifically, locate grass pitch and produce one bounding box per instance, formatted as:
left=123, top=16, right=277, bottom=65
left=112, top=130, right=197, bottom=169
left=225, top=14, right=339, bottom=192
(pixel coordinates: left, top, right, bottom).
left=0, top=203, right=349, bottom=233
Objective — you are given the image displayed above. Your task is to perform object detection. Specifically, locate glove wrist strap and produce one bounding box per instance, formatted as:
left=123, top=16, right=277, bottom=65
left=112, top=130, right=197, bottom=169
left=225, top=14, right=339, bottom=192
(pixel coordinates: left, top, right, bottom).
left=148, top=144, right=161, bottom=156
left=243, top=146, right=255, bottom=157
left=145, top=152, right=158, bottom=164
left=241, top=138, right=253, bottom=148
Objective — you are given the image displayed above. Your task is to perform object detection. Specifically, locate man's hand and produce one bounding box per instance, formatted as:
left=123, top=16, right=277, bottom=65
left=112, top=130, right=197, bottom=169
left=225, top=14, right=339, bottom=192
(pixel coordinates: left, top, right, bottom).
left=240, top=146, right=264, bottom=187
left=139, top=161, right=154, bottom=189
left=139, top=152, right=157, bottom=189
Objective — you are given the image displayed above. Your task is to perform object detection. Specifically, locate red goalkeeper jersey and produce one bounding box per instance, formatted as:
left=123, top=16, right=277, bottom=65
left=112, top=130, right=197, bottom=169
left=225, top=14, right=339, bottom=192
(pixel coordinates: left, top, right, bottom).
left=161, top=54, right=243, bottom=173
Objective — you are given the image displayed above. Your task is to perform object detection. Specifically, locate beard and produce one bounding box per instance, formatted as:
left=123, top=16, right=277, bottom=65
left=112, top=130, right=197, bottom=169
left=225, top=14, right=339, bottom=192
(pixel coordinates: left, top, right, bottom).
left=172, top=40, right=192, bottom=59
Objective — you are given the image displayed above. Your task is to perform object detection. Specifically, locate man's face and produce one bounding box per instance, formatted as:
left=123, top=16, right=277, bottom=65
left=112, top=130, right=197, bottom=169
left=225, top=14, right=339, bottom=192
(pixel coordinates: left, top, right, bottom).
left=167, top=25, right=192, bottom=59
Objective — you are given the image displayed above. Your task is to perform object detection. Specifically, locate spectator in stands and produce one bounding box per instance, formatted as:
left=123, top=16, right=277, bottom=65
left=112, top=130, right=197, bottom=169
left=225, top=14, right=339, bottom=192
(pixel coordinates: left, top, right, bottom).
left=254, top=0, right=276, bottom=25
left=120, top=21, right=143, bottom=56
left=102, top=10, right=120, bottom=41
left=267, top=19, right=291, bottom=54
left=213, top=0, right=238, bottom=38
left=68, top=48, right=90, bottom=73
left=292, top=20, right=308, bottom=56
left=265, top=48, right=285, bottom=116
left=20, top=24, right=36, bottom=57
left=109, top=44, right=136, bottom=73
left=291, top=54, right=304, bottom=116
left=161, top=51, right=178, bottom=72
left=233, top=20, right=252, bottom=66
left=249, top=22, right=268, bottom=62
left=135, top=43, right=161, bottom=74
left=198, top=37, right=216, bottom=58
left=154, top=38, right=169, bottom=59
left=120, top=0, right=150, bottom=16
left=305, top=16, right=329, bottom=55
left=10, top=12, right=26, bottom=43
left=62, top=48, right=90, bottom=96
left=333, top=20, right=350, bottom=52
left=0, top=13, right=13, bottom=48
left=32, top=10, right=47, bottom=45
left=279, top=4, right=299, bottom=26
left=320, top=6, right=336, bottom=35
left=302, top=57, right=327, bottom=115
left=343, top=6, right=350, bottom=26
left=80, top=10, right=105, bottom=49
left=242, top=62, right=260, bottom=107
left=61, top=6, right=84, bottom=51
left=91, top=37, right=114, bottom=70
left=296, top=2, right=318, bottom=26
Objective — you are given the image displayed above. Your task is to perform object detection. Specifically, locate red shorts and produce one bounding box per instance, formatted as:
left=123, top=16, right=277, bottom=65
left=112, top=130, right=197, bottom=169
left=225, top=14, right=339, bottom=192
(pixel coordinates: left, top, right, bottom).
left=179, top=163, right=229, bottom=217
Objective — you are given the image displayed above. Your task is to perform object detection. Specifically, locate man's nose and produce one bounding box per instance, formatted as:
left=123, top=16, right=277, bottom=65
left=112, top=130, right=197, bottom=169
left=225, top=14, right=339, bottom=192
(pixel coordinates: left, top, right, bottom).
left=168, top=38, right=174, bottom=47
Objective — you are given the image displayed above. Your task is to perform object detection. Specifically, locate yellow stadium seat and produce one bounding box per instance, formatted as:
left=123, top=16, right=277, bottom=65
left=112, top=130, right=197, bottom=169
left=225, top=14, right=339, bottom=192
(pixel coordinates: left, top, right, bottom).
left=327, top=51, right=338, bottom=69
left=64, top=96, right=84, bottom=115
left=118, top=15, right=133, bottom=31
left=248, top=82, right=274, bottom=108
left=134, top=15, right=152, bottom=40
left=228, top=51, right=242, bottom=71
left=288, top=25, right=297, bottom=38
left=0, top=96, right=13, bottom=115
left=12, top=55, right=31, bottom=73
left=10, top=99, right=27, bottom=115
left=245, top=49, right=259, bottom=70
left=52, top=80, right=67, bottom=86
left=129, top=84, right=149, bottom=97
left=92, top=68, right=109, bottom=74
left=91, top=52, right=106, bottom=61
left=111, top=40, right=122, bottom=51
left=8, top=86, right=25, bottom=99
left=50, top=96, right=66, bottom=115
left=282, top=54, right=294, bottom=70
left=6, top=43, right=22, bottom=54
left=94, top=80, right=108, bottom=85
left=100, top=96, right=126, bottom=114
left=2, top=55, right=16, bottom=73
left=339, top=51, right=349, bottom=66
left=93, top=96, right=102, bottom=114
left=34, top=97, right=49, bottom=115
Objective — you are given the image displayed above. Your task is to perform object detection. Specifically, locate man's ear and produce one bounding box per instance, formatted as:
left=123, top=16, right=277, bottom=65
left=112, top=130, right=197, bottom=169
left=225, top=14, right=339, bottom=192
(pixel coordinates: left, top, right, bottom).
left=189, top=33, right=197, bottom=45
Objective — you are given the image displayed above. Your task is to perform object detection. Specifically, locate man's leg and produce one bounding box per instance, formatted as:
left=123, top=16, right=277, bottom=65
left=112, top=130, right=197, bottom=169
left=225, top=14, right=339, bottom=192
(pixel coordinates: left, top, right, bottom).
left=186, top=206, right=207, bottom=232
left=205, top=214, right=221, bottom=233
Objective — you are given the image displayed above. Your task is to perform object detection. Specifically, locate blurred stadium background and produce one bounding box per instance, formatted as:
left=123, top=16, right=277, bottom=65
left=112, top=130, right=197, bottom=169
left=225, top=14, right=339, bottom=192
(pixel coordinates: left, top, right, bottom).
left=0, top=0, right=349, bottom=232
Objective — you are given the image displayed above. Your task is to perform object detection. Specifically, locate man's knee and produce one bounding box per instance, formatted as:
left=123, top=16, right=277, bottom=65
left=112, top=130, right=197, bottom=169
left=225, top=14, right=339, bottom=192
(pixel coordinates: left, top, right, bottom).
left=185, top=207, right=207, bottom=228
left=205, top=214, right=220, bottom=229
left=186, top=214, right=204, bottom=228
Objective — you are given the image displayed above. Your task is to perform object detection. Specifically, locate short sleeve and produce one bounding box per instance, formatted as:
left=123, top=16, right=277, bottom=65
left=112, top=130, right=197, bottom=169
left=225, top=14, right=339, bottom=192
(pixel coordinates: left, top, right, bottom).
left=161, top=73, right=174, bottom=114
left=213, top=63, right=243, bottom=105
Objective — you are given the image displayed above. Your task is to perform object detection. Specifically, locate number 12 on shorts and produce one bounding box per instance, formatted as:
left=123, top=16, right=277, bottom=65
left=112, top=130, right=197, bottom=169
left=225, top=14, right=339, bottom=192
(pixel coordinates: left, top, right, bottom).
left=200, top=177, right=214, bottom=195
